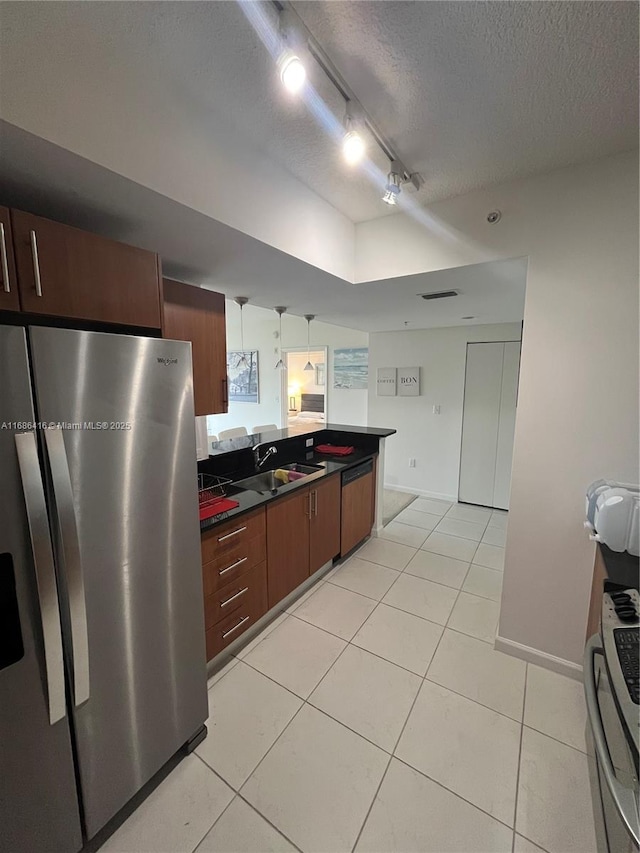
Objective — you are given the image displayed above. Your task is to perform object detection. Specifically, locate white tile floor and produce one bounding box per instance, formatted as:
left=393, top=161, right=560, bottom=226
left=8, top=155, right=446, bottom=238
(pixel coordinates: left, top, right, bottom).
left=102, top=500, right=597, bottom=853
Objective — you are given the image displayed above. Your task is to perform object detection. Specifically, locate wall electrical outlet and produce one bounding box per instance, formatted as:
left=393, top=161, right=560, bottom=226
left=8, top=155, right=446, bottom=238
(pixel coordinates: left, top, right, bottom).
left=409, top=458, right=416, bottom=468
left=433, top=404, right=441, bottom=415
left=306, top=438, right=314, bottom=447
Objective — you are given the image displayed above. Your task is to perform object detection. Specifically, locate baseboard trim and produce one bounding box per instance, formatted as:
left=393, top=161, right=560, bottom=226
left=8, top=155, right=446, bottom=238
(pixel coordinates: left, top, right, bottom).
left=494, top=635, right=583, bottom=681
left=384, top=483, right=457, bottom=503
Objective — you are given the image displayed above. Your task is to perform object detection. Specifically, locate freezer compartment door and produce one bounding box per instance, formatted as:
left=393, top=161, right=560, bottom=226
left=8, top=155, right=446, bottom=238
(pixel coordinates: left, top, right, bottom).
left=0, top=325, right=82, bottom=853
left=29, top=326, right=208, bottom=839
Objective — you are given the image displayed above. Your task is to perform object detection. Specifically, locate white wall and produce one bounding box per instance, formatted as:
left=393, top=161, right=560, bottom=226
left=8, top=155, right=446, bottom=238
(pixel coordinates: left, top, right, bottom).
left=369, top=323, right=522, bottom=501
left=207, top=302, right=368, bottom=437
left=357, top=151, right=639, bottom=669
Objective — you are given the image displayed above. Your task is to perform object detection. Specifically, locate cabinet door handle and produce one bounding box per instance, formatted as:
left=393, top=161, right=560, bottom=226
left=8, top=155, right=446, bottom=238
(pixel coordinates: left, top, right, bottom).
left=306, top=492, right=312, bottom=519
left=220, top=587, right=249, bottom=608
left=222, top=615, right=249, bottom=639
left=219, top=556, right=247, bottom=576
left=30, top=230, right=43, bottom=297
left=218, top=525, right=247, bottom=543
left=312, top=490, right=318, bottom=516
left=222, top=378, right=228, bottom=406
left=0, top=223, right=10, bottom=293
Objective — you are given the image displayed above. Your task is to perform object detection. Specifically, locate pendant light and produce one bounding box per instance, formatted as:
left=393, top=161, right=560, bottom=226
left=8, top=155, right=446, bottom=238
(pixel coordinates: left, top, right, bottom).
left=304, top=314, right=315, bottom=371
left=274, top=306, right=287, bottom=370
left=234, top=296, right=249, bottom=369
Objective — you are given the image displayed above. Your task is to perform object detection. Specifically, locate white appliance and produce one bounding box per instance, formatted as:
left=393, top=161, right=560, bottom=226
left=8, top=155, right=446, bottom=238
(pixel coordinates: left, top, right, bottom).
left=585, top=480, right=640, bottom=556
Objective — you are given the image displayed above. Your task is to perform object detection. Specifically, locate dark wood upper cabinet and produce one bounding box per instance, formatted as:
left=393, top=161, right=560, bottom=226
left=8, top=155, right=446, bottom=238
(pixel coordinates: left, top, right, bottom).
left=162, top=278, right=228, bottom=416
left=341, top=469, right=375, bottom=556
left=309, top=474, right=341, bottom=574
left=0, top=207, right=19, bottom=311
left=266, top=488, right=311, bottom=608
left=10, top=209, right=162, bottom=327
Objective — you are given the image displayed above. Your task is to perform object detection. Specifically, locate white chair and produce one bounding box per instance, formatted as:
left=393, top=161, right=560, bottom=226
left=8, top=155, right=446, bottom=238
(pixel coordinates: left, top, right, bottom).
left=252, top=424, right=278, bottom=434
left=218, top=426, right=248, bottom=440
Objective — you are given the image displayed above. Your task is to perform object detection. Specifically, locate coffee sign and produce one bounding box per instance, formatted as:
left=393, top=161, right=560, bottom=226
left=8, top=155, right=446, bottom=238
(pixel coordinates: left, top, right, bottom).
left=376, top=367, right=397, bottom=396
left=398, top=367, right=420, bottom=396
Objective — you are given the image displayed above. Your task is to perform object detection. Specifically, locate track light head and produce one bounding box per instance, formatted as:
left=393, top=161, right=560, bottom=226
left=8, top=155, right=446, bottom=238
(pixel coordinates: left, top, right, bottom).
left=382, top=172, right=401, bottom=205
left=342, top=104, right=365, bottom=165
left=343, top=130, right=365, bottom=165
left=278, top=51, right=306, bottom=94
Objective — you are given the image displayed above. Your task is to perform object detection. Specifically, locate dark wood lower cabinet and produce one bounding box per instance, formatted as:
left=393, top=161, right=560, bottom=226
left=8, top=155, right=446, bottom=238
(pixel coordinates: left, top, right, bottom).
left=205, top=562, right=268, bottom=659
left=202, top=462, right=376, bottom=660
left=266, top=488, right=311, bottom=608
left=341, top=470, right=375, bottom=556
left=309, top=474, right=341, bottom=574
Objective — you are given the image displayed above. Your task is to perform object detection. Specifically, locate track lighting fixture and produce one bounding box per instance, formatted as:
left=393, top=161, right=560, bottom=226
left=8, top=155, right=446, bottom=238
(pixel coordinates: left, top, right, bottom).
left=278, top=51, right=306, bottom=94
left=382, top=171, right=401, bottom=205
left=234, top=297, right=249, bottom=369
left=304, top=314, right=315, bottom=371
left=342, top=104, right=365, bottom=165
left=274, top=307, right=287, bottom=370
left=243, top=3, right=420, bottom=193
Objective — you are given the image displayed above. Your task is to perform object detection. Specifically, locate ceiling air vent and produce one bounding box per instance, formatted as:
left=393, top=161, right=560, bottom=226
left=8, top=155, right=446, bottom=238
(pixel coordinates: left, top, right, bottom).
left=419, top=290, right=459, bottom=301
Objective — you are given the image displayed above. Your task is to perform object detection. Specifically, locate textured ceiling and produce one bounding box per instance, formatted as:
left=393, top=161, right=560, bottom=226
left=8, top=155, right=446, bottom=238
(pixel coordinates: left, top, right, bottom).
left=292, top=0, right=638, bottom=219
left=0, top=1, right=637, bottom=225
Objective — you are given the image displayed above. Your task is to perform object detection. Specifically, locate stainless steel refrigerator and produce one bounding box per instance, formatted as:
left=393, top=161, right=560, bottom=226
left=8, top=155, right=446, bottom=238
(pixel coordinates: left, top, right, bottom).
left=0, top=325, right=208, bottom=851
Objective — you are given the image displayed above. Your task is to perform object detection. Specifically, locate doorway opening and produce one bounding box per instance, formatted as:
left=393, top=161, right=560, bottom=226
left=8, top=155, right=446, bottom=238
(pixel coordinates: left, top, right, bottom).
left=280, top=347, right=328, bottom=431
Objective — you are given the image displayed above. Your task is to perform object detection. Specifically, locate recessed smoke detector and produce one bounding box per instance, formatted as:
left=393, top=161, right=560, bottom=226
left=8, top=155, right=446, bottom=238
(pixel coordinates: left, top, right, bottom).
left=419, top=290, right=459, bottom=301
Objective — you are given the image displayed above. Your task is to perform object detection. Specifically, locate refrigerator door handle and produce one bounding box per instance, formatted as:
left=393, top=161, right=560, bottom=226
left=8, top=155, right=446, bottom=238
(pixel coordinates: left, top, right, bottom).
left=15, top=432, right=67, bottom=725
left=45, top=428, right=90, bottom=707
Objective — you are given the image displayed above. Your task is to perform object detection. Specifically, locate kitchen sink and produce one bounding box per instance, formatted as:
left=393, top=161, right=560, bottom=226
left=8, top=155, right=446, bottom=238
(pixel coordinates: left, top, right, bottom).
left=234, top=462, right=323, bottom=493
left=280, top=463, right=323, bottom=475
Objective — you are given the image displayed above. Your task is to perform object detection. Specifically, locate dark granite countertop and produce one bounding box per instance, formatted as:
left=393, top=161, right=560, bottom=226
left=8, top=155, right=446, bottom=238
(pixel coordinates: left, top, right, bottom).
left=208, top=423, right=396, bottom=457
left=199, top=425, right=394, bottom=533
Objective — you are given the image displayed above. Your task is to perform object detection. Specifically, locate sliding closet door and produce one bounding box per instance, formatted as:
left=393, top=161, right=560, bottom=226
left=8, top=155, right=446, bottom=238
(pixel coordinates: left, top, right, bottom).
left=458, top=343, right=504, bottom=506
left=493, top=342, right=521, bottom=509
left=458, top=341, right=520, bottom=509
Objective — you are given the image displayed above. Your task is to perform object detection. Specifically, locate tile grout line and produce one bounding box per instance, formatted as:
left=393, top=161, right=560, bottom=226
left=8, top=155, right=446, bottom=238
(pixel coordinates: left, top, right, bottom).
left=511, top=662, right=528, bottom=853
left=193, top=753, right=305, bottom=853
left=390, top=754, right=519, bottom=834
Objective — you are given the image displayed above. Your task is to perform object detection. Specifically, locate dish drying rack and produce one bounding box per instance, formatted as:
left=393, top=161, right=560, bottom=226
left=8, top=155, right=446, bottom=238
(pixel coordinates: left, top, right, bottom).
left=198, top=473, right=233, bottom=514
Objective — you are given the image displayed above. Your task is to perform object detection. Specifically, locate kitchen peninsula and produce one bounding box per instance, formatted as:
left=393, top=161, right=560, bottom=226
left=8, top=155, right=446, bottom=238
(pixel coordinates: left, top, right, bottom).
left=197, top=424, right=395, bottom=662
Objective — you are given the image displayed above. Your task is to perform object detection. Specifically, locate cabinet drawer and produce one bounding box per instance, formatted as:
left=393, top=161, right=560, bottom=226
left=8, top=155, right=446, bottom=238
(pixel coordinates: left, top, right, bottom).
left=202, top=534, right=266, bottom=596
left=204, top=561, right=267, bottom=630
left=205, top=574, right=268, bottom=660
left=201, top=508, right=266, bottom=564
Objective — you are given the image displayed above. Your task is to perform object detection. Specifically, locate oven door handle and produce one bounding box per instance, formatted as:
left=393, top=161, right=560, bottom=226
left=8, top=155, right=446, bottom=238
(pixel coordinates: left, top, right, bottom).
left=584, top=634, right=640, bottom=846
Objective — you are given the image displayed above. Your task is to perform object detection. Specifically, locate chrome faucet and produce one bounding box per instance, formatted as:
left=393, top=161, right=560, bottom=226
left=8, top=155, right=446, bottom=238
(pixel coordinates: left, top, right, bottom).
left=253, top=444, right=278, bottom=470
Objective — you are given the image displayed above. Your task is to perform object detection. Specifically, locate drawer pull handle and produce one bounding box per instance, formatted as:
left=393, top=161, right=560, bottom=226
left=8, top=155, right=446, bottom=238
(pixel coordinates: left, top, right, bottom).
left=220, top=587, right=249, bottom=608
left=222, top=615, right=249, bottom=639
left=218, top=525, right=247, bottom=543
left=219, top=556, right=247, bottom=576
left=0, top=223, right=11, bottom=293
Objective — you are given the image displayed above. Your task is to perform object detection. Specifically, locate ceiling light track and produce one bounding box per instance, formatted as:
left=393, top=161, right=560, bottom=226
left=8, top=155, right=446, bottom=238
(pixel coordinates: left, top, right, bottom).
left=273, top=0, right=420, bottom=190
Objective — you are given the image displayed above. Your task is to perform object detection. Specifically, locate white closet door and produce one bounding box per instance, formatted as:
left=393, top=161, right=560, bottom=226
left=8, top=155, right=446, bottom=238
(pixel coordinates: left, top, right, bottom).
left=493, top=342, right=521, bottom=510
left=458, top=342, right=504, bottom=506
